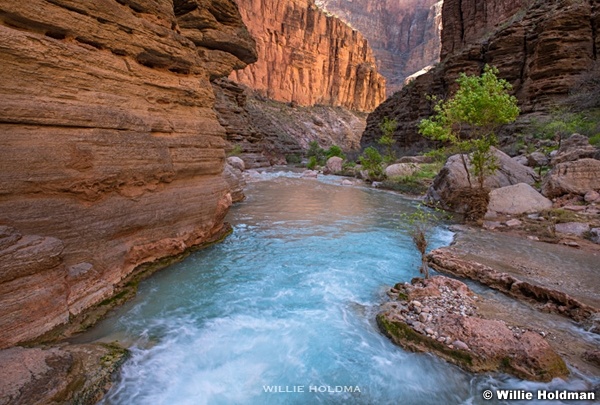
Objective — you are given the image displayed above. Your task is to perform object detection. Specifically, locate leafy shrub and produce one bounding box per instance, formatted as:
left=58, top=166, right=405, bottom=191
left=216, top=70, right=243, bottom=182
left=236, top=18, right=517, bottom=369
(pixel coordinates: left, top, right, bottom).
left=359, top=147, right=385, bottom=181
left=306, top=156, right=318, bottom=170
left=325, top=145, right=345, bottom=160
left=286, top=154, right=302, bottom=164
left=307, top=141, right=326, bottom=165
left=227, top=144, right=243, bottom=157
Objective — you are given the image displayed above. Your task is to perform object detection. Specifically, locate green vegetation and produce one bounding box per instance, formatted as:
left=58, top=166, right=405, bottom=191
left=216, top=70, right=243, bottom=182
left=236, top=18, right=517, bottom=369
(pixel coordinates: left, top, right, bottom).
left=418, top=65, right=520, bottom=188
left=285, top=154, right=302, bottom=165
left=359, top=146, right=385, bottom=181
left=381, top=163, right=442, bottom=194
left=399, top=207, right=440, bottom=279
left=307, top=140, right=326, bottom=167
left=325, top=145, right=345, bottom=160
left=306, top=156, right=318, bottom=170
left=530, top=107, right=600, bottom=147
left=227, top=144, right=243, bottom=157
left=378, top=117, right=398, bottom=163
left=306, top=141, right=345, bottom=168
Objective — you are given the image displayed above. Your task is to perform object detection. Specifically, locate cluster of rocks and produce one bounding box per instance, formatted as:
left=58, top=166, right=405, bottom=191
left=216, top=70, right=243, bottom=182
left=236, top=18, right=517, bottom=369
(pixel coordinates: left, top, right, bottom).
left=424, top=134, right=600, bottom=245
left=377, top=276, right=569, bottom=382
left=383, top=280, right=477, bottom=349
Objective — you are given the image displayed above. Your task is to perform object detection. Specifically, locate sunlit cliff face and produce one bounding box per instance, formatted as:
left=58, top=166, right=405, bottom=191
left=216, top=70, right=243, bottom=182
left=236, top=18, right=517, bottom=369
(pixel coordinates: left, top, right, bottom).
left=315, top=0, right=443, bottom=93
left=230, top=0, right=386, bottom=112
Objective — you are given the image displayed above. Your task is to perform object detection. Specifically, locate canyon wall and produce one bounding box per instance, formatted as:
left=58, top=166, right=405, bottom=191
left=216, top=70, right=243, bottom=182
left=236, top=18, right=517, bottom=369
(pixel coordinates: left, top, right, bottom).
left=230, top=0, right=386, bottom=112
left=316, top=0, right=443, bottom=94
left=213, top=79, right=366, bottom=168
left=361, top=0, right=599, bottom=149
left=0, top=0, right=256, bottom=349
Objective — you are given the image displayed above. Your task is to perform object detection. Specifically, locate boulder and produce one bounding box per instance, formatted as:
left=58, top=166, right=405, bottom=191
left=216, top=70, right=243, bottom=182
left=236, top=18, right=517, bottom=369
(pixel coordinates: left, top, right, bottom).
left=551, top=134, right=597, bottom=165
left=487, top=183, right=553, bottom=215
left=222, top=163, right=246, bottom=203
left=385, top=163, right=419, bottom=179
left=302, top=170, right=318, bottom=178
left=554, top=222, right=590, bottom=237
left=398, top=155, right=434, bottom=164
left=527, top=152, right=549, bottom=167
left=325, top=157, right=343, bottom=174
left=512, top=155, right=529, bottom=166
left=426, top=148, right=539, bottom=211
left=541, top=158, right=600, bottom=198
left=590, top=228, right=600, bottom=244
left=226, top=156, right=245, bottom=172
left=584, top=190, right=600, bottom=203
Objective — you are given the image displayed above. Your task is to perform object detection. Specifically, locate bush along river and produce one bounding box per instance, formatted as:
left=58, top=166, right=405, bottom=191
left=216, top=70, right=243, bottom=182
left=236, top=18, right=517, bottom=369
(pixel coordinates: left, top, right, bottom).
left=77, top=170, right=597, bottom=404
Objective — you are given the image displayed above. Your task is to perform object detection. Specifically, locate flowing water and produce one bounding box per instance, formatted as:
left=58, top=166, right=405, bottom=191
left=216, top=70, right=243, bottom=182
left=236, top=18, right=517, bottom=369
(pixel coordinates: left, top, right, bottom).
left=82, top=171, right=596, bottom=404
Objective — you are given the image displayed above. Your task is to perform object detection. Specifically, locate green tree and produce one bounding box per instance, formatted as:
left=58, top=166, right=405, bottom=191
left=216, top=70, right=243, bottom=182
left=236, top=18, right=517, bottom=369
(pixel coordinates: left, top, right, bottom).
left=399, top=208, right=439, bottom=279
left=325, top=145, right=345, bottom=160
left=359, top=146, right=385, bottom=181
left=418, top=65, right=519, bottom=188
left=307, top=140, right=326, bottom=166
left=378, top=117, right=398, bottom=163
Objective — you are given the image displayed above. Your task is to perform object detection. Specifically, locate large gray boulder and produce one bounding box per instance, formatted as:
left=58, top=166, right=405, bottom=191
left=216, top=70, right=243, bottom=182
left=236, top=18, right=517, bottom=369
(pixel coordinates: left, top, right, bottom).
left=222, top=163, right=246, bottom=203
left=324, top=156, right=343, bottom=174
left=487, top=183, right=553, bottom=215
left=551, top=134, right=597, bottom=165
left=542, top=158, right=600, bottom=198
left=385, top=163, right=419, bottom=178
left=426, top=147, right=539, bottom=211
left=227, top=156, right=245, bottom=171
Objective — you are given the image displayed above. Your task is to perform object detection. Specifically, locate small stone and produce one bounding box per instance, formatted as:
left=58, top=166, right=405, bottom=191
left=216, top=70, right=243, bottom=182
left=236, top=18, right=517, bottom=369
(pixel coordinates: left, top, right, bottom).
left=590, top=228, right=600, bottom=244
left=527, top=236, right=540, bottom=241
left=445, top=337, right=452, bottom=345
left=584, top=190, right=600, bottom=203
left=412, top=301, right=422, bottom=307
left=453, top=340, right=469, bottom=351
left=483, top=221, right=502, bottom=230
left=563, top=205, right=586, bottom=212
left=425, top=328, right=435, bottom=335
left=419, top=312, right=428, bottom=323
left=505, top=219, right=522, bottom=227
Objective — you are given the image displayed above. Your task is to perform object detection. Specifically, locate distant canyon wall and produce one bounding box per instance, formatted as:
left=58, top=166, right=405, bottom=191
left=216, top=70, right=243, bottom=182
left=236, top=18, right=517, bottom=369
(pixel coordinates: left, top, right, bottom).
left=0, top=0, right=256, bottom=349
left=362, top=0, right=599, bottom=148
left=230, top=0, right=386, bottom=112
left=316, top=0, right=443, bottom=94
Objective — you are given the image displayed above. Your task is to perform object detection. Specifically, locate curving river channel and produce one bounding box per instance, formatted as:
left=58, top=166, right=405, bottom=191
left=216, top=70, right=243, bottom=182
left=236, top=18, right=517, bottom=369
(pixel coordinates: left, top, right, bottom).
left=82, top=170, right=593, bottom=404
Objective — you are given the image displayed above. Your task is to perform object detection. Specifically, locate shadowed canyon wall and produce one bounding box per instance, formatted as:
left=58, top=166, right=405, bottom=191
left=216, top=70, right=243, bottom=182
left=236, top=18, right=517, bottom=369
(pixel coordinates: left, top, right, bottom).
left=362, top=0, right=599, bottom=149
left=315, top=0, right=443, bottom=94
left=230, top=0, right=386, bottom=112
left=0, top=0, right=256, bottom=349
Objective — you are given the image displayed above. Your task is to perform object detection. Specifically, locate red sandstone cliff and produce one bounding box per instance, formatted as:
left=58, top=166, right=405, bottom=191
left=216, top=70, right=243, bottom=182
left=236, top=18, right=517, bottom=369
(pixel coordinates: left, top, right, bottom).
left=0, top=0, right=256, bottom=349
left=230, top=0, right=386, bottom=112
left=361, top=0, right=599, bottom=148
left=316, top=0, right=443, bottom=94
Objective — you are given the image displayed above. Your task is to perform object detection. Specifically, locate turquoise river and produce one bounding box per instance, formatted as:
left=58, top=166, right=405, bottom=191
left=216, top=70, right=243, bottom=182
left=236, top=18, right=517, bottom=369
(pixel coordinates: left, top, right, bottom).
left=79, top=171, right=594, bottom=404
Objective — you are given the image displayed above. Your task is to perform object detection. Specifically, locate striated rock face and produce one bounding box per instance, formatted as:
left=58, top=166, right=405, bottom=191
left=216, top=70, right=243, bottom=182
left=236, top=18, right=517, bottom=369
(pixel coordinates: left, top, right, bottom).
left=213, top=78, right=366, bottom=167
left=362, top=0, right=599, bottom=149
left=0, top=0, right=256, bottom=349
left=316, top=0, right=443, bottom=93
left=230, top=0, right=386, bottom=112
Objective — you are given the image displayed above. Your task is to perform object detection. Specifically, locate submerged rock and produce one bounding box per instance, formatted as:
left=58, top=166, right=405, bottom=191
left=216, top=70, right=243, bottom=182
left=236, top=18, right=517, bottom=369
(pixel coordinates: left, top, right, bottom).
left=378, top=276, right=568, bottom=382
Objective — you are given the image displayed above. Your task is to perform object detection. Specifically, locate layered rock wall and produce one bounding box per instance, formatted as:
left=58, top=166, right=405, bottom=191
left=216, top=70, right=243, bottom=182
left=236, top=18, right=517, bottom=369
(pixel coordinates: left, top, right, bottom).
left=0, top=0, right=256, bottom=349
left=316, top=0, right=443, bottom=93
left=362, top=0, right=599, bottom=148
left=230, top=0, right=386, bottom=112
